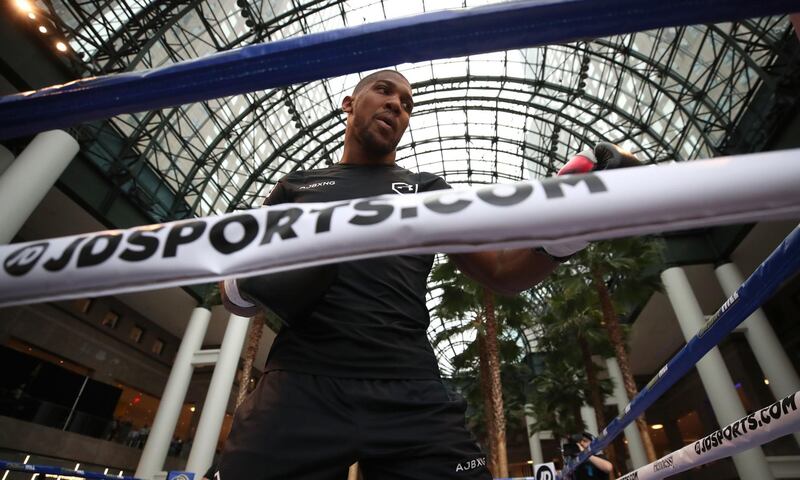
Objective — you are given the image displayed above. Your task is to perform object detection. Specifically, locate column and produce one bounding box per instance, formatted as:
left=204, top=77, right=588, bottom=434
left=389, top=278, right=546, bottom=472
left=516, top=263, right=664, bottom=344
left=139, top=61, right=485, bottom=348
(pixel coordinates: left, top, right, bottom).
left=715, top=261, right=800, bottom=447
left=714, top=262, right=800, bottom=445
left=0, top=144, right=14, bottom=176
left=186, top=314, right=251, bottom=477
left=581, top=405, right=599, bottom=437
left=136, top=307, right=211, bottom=480
left=525, top=416, right=545, bottom=465
left=606, top=357, right=648, bottom=469
left=661, top=266, right=773, bottom=480
left=0, top=130, right=79, bottom=244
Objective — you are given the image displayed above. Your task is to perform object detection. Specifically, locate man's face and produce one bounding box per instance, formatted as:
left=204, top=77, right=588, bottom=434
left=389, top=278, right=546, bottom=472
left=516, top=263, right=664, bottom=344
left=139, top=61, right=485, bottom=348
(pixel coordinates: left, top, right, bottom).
left=579, top=437, right=591, bottom=451
left=343, top=72, right=413, bottom=156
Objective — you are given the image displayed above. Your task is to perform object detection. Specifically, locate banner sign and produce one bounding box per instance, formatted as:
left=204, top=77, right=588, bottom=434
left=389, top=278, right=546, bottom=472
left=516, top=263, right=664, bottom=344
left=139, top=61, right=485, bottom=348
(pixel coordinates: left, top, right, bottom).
left=534, top=462, right=557, bottom=480
left=167, top=472, right=194, bottom=480
left=1, top=149, right=799, bottom=307
left=494, top=463, right=556, bottom=480
left=615, top=391, right=800, bottom=480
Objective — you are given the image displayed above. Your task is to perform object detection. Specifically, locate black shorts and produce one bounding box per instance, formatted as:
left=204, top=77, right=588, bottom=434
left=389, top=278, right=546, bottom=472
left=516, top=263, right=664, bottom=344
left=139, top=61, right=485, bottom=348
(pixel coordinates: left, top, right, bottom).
left=215, top=371, right=491, bottom=480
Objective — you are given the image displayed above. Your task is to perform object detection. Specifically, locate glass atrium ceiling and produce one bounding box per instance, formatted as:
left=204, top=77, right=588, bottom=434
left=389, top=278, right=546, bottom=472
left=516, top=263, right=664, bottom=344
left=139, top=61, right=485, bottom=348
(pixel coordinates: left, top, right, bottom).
left=35, top=0, right=798, bottom=375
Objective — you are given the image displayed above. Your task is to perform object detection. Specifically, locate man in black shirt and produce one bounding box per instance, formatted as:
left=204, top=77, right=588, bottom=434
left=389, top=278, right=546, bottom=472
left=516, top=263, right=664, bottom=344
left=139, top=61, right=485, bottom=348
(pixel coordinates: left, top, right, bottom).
left=215, top=70, right=592, bottom=480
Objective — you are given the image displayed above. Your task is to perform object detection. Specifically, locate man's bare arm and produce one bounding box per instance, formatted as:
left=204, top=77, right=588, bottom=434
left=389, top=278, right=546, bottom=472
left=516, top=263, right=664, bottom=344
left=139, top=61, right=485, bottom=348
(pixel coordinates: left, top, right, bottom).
left=450, top=249, right=559, bottom=296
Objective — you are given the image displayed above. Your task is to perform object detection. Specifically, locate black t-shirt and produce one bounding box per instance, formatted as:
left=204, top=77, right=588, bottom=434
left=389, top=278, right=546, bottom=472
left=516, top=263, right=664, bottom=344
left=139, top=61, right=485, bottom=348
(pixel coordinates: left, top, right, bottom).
left=261, top=163, right=450, bottom=379
left=574, top=455, right=610, bottom=480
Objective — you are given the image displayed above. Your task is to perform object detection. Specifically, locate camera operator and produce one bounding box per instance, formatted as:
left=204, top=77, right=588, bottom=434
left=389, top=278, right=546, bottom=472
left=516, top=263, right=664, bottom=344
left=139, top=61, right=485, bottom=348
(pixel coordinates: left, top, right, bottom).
left=563, top=432, right=613, bottom=479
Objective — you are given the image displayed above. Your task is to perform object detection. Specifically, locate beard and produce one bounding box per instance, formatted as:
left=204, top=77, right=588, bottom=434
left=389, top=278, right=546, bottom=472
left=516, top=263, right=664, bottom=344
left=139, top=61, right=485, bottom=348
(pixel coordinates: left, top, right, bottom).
left=359, top=126, right=400, bottom=156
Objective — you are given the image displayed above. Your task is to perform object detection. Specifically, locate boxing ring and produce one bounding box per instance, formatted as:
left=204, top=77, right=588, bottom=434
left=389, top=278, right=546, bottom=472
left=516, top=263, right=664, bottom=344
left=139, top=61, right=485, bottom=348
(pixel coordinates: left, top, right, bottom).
left=2, top=0, right=800, bottom=479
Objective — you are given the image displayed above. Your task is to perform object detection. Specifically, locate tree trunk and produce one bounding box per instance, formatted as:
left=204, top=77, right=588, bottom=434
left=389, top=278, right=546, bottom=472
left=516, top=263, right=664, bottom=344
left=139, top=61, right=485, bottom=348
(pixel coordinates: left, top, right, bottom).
left=477, top=331, right=499, bottom=474
left=482, top=289, right=509, bottom=478
left=235, top=312, right=265, bottom=409
left=577, top=336, right=618, bottom=475
left=591, top=265, right=658, bottom=462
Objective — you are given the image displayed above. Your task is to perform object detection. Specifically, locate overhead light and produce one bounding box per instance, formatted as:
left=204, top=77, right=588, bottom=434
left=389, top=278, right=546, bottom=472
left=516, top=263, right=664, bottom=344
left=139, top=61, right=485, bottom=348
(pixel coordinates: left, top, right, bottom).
left=764, top=378, right=770, bottom=385
left=28, top=12, right=36, bottom=20
left=38, top=25, right=48, bottom=34
left=527, top=460, right=534, bottom=464
left=56, top=41, right=68, bottom=52
left=190, top=405, right=196, bottom=412
left=15, top=0, right=33, bottom=13
left=651, top=424, right=664, bottom=430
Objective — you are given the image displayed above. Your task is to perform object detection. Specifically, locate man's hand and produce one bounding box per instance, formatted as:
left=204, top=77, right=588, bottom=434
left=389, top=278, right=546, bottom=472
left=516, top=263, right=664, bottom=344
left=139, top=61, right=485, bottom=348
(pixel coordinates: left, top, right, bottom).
left=543, top=142, right=642, bottom=260
left=450, top=142, right=642, bottom=294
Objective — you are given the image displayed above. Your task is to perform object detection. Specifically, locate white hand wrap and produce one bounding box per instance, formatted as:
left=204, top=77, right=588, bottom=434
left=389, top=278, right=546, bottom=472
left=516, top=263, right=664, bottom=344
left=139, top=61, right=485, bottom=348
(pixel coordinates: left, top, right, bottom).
left=542, top=240, right=589, bottom=259
left=223, top=278, right=255, bottom=309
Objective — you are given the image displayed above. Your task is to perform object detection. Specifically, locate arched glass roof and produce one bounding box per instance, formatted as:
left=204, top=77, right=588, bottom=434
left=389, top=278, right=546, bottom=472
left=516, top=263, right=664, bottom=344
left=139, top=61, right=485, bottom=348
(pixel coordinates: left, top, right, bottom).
left=37, top=0, right=798, bottom=375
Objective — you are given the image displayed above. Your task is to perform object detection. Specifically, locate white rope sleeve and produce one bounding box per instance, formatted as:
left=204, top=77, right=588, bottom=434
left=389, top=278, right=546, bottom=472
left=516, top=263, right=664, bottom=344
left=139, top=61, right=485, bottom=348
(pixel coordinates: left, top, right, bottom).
left=1, top=149, right=799, bottom=307
left=616, top=391, right=800, bottom=480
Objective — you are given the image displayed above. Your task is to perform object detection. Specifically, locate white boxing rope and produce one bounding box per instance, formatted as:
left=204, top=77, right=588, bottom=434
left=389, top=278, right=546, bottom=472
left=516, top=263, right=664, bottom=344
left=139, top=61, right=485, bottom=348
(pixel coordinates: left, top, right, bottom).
left=0, top=149, right=799, bottom=307
left=615, top=391, right=800, bottom=480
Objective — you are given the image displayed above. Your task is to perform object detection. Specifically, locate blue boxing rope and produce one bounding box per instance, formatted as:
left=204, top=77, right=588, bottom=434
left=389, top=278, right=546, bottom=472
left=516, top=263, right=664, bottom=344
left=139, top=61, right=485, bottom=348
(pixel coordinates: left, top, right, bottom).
left=2, top=0, right=800, bottom=139
left=0, top=460, right=140, bottom=480
left=564, top=226, right=800, bottom=477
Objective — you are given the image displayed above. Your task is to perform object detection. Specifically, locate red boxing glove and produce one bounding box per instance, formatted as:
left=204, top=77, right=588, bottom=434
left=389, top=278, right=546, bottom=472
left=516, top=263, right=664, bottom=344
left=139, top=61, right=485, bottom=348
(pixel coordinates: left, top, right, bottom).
left=542, top=143, right=641, bottom=262
left=557, top=149, right=597, bottom=176
left=557, top=143, right=641, bottom=176
left=593, top=142, right=641, bottom=170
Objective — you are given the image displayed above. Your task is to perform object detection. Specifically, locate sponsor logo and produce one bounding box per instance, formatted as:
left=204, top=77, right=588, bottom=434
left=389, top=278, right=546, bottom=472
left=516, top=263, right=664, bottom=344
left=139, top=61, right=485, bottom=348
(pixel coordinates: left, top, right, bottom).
left=299, top=180, right=336, bottom=190
left=2, top=175, right=607, bottom=279
left=694, top=392, right=798, bottom=455
left=3, top=242, right=48, bottom=276
left=392, top=182, right=418, bottom=194
left=652, top=456, right=674, bottom=472
left=645, top=365, right=669, bottom=391
left=619, top=471, right=638, bottom=480
left=534, top=463, right=556, bottom=480
left=455, top=456, right=486, bottom=473
left=167, top=473, right=194, bottom=480
left=698, top=291, right=739, bottom=338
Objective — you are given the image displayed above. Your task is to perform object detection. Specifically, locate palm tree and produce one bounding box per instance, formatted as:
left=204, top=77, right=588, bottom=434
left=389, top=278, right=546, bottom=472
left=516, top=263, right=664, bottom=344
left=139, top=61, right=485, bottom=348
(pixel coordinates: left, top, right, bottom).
left=235, top=312, right=265, bottom=407
left=525, top=353, right=588, bottom=440
left=431, top=258, right=536, bottom=477
left=554, top=237, right=664, bottom=462
left=534, top=292, right=617, bottom=471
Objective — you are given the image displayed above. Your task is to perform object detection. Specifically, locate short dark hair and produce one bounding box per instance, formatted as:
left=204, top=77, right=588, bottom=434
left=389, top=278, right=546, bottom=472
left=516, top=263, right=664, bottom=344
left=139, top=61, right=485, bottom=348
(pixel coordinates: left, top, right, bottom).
left=352, top=69, right=410, bottom=95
